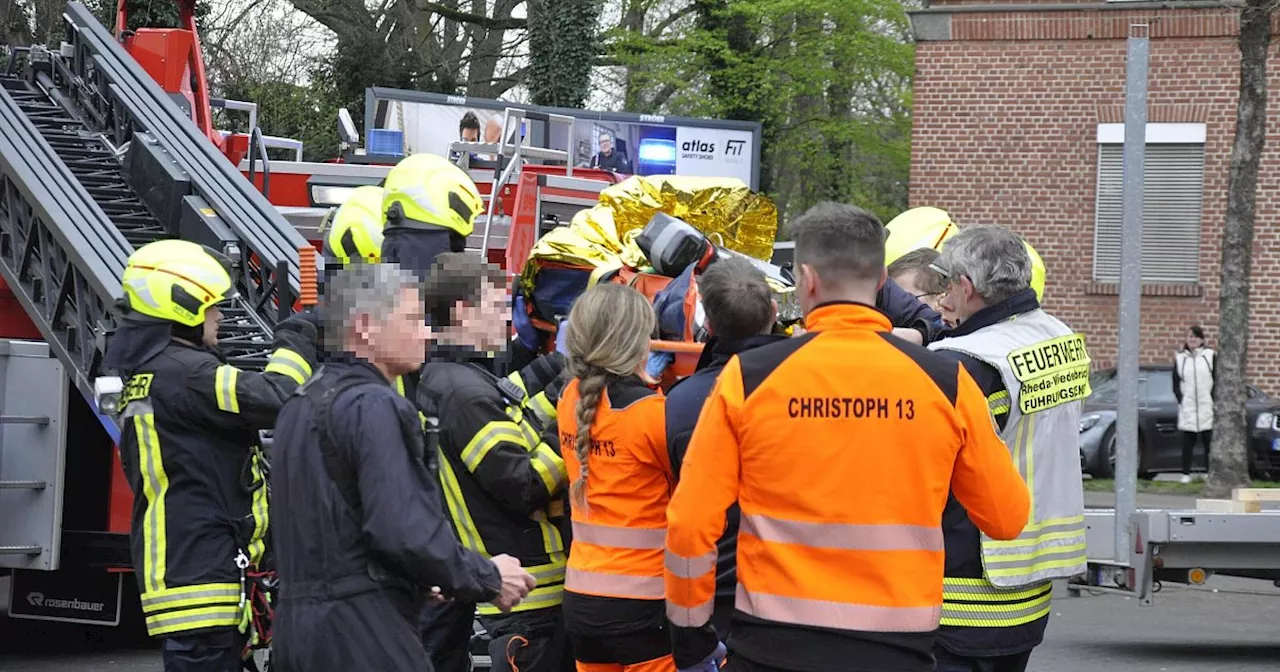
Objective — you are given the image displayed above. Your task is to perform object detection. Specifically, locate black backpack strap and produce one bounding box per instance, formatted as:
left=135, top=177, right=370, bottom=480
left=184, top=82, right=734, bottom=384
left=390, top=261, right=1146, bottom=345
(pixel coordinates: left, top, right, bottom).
left=307, top=369, right=380, bottom=515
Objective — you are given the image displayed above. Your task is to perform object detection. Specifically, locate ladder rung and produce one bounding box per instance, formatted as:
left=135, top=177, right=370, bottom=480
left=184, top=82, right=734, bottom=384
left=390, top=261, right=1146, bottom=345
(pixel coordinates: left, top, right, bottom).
left=0, top=545, right=42, bottom=555
left=0, top=415, right=50, bottom=425
left=0, top=480, right=48, bottom=490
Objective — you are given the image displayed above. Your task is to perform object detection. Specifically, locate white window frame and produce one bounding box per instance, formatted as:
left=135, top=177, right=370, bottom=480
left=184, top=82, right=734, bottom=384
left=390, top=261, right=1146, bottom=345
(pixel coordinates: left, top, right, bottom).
left=1092, top=122, right=1207, bottom=285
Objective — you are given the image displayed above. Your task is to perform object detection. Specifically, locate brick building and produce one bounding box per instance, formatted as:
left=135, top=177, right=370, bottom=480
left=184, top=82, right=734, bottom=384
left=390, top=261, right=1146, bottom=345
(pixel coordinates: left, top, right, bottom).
left=908, top=1, right=1280, bottom=391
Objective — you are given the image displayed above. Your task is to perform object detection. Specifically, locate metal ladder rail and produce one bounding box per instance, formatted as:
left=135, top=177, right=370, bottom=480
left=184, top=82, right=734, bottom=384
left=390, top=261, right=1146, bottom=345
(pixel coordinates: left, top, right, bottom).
left=3, top=72, right=274, bottom=370
left=62, top=2, right=306, bottom=317
left=0, top=84, right=128, bottom=409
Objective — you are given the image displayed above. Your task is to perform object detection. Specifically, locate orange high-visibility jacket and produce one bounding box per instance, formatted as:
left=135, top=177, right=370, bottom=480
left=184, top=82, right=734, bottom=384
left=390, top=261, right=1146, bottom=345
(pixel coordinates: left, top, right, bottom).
left=558, top=376, right=673, bottom=603
left=664, top=302, right=1031, bottom=671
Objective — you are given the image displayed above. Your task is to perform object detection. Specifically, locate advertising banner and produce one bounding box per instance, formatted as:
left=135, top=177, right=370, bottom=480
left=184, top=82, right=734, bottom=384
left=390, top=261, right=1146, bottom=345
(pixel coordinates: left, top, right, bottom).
left=366, top=89, right=760, bottom=189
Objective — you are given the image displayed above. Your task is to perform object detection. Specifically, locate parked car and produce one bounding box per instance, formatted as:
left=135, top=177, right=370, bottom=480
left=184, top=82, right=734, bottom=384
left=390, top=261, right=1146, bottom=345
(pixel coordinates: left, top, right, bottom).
left=1079, top=365, right=1280, bottom=478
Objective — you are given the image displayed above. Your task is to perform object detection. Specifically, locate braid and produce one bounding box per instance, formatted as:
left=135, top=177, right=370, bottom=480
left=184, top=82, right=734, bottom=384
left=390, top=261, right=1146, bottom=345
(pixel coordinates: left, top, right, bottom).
left=571, top=366, right=611, bottom=510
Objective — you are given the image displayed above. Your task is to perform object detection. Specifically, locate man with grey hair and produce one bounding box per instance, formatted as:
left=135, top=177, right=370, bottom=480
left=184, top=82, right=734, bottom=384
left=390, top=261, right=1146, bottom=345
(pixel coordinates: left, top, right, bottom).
left=270, top=263, right=535, bottom=672
left=928, top=225, right=1091, bottom=672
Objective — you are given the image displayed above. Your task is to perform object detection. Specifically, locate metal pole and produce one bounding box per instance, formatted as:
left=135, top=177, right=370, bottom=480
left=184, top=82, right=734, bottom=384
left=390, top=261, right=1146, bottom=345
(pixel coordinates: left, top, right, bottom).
left=1114, top=23, right=1148, bottom=563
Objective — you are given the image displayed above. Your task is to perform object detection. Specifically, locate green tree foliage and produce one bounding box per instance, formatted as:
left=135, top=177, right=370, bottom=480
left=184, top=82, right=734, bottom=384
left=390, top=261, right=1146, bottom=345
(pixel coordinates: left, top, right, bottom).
left=218, top=77, right=342, bottom=163
left=608, top=0, right=912, bottom=224
left=527, top=0, right=605, bottom=108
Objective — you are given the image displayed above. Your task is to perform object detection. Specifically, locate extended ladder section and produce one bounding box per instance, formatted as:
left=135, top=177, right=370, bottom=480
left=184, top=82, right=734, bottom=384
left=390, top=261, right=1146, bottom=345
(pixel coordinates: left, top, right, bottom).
left=0, top=2, right=307, bottom=568
left=0, top=1, right=309, bottom=402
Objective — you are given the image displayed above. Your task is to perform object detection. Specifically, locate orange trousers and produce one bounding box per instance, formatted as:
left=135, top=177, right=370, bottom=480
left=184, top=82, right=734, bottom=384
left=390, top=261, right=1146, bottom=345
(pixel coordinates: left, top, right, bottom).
left=575, top=654, right=675, bottom=672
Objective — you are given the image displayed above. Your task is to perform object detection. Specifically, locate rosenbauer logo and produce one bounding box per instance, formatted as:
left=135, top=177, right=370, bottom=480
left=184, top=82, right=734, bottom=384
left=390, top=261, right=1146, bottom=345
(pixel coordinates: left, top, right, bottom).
left=26, top=591, right=106, bottom=612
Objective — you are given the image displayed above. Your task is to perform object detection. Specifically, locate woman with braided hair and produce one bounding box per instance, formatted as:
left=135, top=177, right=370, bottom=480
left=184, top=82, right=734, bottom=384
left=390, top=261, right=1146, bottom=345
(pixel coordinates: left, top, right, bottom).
left=556, top=284, right=676, bottom=672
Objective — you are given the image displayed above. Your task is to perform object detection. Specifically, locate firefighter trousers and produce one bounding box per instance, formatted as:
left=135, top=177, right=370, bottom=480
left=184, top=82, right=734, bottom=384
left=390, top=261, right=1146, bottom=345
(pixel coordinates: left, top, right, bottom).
left=481, top=607, right=573, bottom=672
left=570, top=627, right=673, bottom=672
left=161, top=629, right=245, bottom=672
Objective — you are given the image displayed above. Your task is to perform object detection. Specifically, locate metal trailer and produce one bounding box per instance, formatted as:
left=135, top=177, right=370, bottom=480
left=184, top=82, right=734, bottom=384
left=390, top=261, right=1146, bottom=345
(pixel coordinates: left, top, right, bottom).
left=1075, top=508, right=1280, bottom=604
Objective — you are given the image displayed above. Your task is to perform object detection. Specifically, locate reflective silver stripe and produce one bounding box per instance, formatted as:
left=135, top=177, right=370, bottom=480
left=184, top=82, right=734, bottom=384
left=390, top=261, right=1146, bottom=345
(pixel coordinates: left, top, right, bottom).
left=214, top=365, right=240, bottom=413
left=999, top=517, right=1085, bottom=542
left=667, top=595, right=715, bottom=627
left=140, top=584, right=242, bottom=613
left=144, top=605, right=242, bottom=635
left=664, top=548, right=716, bottom=579
left=983, top=544, right=1085, bottom=570
left=460, top=422, right=528, bottom=471
left=942, top=580, right=1051, bottom=601
left=566, top=567, right=664, bottom=599
left=571, top=521, right=666, bottom=550
left=736, top=585, right=941, bottom=633
left=264, top=348, right=311, bottom=385
left=741, top=513, right=944, bottom=553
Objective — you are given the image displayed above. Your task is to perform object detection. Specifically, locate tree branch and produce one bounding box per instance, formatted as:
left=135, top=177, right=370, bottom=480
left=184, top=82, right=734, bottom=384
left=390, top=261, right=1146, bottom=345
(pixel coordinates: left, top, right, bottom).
left=418, top=1, right=527, bottom=30
left=648, top=3, right=697, bottom=37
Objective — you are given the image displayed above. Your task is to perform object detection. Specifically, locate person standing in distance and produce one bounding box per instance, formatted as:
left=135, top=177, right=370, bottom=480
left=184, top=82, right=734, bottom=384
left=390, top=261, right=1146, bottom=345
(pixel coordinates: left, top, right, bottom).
left=105, top=240, right=319, bottom=672
left=664, top=203, right=1031, bottom=672
left=928, top=225, right=1091, bottom=672
left=1173, top=325, right=1215, bottom=482
left=269, top=263, right=535, bottom=672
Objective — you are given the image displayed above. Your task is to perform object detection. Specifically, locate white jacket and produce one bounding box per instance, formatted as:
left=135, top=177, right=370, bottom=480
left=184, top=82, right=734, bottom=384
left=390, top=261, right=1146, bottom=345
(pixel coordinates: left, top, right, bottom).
left=1175, top=347, right=1215, bottom=432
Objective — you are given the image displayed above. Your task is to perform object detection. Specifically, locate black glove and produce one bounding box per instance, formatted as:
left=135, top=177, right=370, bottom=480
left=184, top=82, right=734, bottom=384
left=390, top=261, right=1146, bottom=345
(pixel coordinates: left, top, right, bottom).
left=518, top=351, right=567, bottom=398
left=271, top=312, right=320, bottom=364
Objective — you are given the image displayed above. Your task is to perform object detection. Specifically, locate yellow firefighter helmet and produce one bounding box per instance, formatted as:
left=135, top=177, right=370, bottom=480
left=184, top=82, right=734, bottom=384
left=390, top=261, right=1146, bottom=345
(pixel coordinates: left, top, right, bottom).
left=381, top=153, right=484, bottom=237
left=121, top=240, right=237, bottom=327
left=320, top=185, right=387, bottom=265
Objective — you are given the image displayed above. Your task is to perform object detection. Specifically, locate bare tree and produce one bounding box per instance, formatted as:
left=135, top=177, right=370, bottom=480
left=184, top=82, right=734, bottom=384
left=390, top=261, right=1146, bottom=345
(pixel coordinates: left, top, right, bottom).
left=1204, top=0, right=1273, bottom=497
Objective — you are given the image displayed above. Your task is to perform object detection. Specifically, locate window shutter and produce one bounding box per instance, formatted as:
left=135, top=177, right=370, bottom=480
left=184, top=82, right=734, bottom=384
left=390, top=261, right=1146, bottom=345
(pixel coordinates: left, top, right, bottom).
left=1092, top=143, right=1205, bottom=283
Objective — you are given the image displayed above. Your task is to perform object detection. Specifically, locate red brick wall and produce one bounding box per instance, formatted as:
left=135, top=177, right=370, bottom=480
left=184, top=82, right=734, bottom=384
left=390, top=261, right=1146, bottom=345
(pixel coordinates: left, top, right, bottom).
left=910, top=7, right=1280, bottom=392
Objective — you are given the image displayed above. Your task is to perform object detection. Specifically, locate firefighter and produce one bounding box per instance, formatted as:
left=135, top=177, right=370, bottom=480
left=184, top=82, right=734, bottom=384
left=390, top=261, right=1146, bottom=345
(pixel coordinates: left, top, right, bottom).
left=557, top=283, right=675, bottom=672
left=663, top=203, right=1031, bottom=672
left=664, top=257, right=784, bottom=639
left=415, top=252, right=573, bottom=672
left=927, top=225, right=1090, bottom=672
left=270, top=263, right=536, bottom=672
left=104, top=239, right=319, bottom=672
left=380, top=152, right=485, bottom=279
left=320, top=185, right=386, bottom=268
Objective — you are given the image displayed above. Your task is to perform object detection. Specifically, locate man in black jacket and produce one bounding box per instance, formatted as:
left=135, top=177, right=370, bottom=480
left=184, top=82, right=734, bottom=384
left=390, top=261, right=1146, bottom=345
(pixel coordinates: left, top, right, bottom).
left=665, top=257, right=785, bottom=638
left=417, top=253, right=573, bottom=672
left=270, top=263, right=536, bottom=672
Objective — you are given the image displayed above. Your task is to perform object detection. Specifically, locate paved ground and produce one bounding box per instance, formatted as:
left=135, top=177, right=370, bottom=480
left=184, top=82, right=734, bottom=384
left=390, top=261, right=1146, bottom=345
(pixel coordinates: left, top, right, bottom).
left=4, top=576, right=1279, bottom=671
left=2, top=493, right=1275, bottom=671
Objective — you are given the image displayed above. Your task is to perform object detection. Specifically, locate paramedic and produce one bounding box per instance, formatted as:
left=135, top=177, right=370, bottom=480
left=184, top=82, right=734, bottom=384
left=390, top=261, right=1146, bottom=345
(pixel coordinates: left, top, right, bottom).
left=105, top=240, right=319, bottom=672
left=380, top=153, right=485, bottom=279
left=558, top=284, right=676, bottom=671
left=664, top=257, right=783, bottom=638
left=417, top=253, right=572, bottom=672
left=270, top=263, right=535, bottom=672
left=664, top=202, right=1031, bottom=672
left=928, top=225, right=1090, bottom=672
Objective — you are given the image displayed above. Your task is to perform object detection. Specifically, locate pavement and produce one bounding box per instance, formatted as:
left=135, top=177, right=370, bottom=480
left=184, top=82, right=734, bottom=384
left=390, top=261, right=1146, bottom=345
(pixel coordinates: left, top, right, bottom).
left=3, top=491, right=1276, bottom=671
left=4, top=574, right=1280, bottom=671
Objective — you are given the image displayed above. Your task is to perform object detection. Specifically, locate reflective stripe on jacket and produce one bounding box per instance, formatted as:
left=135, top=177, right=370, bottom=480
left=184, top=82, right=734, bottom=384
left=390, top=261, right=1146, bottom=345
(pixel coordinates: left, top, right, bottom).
left=116, top=339, right=313, bottom=638
left=557, top=377, right=671, bottom=603
left=931, top=308, right=1090, bottom=591
left=420, top=356, right=569, bottom=615
left=663, top=302, right=1030, bottom=671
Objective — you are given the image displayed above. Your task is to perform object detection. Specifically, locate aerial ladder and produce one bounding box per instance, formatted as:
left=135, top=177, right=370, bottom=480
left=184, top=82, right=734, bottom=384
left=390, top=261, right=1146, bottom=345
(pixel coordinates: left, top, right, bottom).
left=0, top=1, right=309, bottom=624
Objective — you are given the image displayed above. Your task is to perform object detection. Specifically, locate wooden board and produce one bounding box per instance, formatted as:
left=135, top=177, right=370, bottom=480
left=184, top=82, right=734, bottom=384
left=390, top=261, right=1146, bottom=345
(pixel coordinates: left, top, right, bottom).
left=1196, top=498, right=1262, bottom=513
left=1231, top=488, right=1280, bottom=502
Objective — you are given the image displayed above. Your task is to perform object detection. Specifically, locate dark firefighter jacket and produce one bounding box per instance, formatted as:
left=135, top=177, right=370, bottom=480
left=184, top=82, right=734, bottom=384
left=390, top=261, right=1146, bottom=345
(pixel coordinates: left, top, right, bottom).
left=418, top=345, right=569, bottom=617
left=931, top=288, right=1049, bottom=657
left=270, top=360, right=502, bottom=672
left=106, top=315, right=317, bottom=639
left=665, top=333, right=786, bottom=634
left=879, top=276, right=945, bottom=343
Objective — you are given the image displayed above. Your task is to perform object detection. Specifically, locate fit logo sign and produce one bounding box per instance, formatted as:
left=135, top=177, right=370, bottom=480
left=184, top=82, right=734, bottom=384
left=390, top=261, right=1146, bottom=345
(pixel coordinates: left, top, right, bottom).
left=726, top=139, right=746, bottom=156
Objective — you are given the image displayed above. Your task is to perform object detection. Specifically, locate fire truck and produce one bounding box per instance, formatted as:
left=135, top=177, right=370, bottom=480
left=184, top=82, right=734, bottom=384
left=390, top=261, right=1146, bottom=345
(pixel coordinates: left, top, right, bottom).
left=0, top=0, right=631, bottom=638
